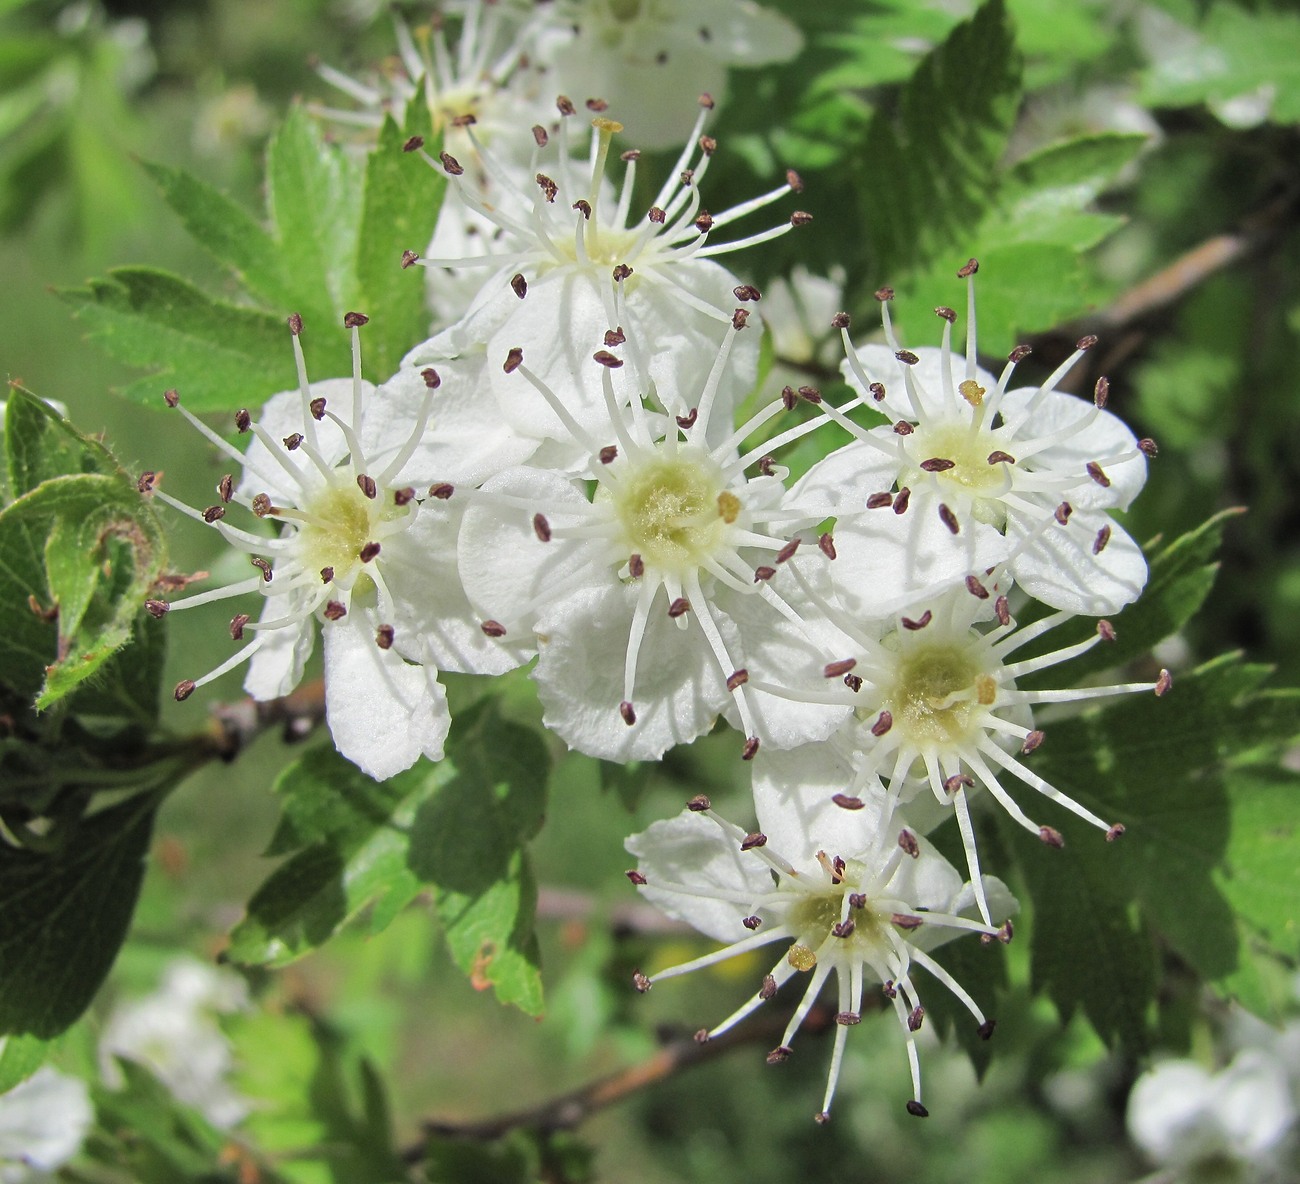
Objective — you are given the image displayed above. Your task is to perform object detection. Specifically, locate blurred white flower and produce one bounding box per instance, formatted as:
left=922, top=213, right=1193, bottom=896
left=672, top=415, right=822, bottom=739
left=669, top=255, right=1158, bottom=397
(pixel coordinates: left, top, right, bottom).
left=0, top=1066, right=92, bottom=1182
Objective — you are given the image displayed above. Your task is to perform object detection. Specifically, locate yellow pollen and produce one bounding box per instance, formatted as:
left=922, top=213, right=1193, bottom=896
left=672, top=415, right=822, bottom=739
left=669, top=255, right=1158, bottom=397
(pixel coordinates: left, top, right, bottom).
left=716, top=491, right=740, bottom=523
left=959, top=379, right=986, bottom=406
left=787, top=944, right=817, bottom=972
left=592, top=116, right=624, bottom=134
left=975, top=673, right=997, bottom=705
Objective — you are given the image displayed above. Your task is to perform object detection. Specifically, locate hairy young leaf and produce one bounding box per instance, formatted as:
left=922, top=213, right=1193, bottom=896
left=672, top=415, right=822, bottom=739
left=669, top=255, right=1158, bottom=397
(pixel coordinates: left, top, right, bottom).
left=0, top=793, right=156, bottom=1038
left=4, top=386, right=117, bottom=496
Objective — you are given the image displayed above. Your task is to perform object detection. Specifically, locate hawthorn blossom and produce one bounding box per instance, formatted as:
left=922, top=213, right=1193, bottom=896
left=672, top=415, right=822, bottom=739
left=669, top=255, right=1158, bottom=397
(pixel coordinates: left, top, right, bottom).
left=0, top=1067, right=92, bottom=1183
left=750, top=576, right=1172, bottom=925
left=828, top=261, right=1157, bottom=615
left=404, top=101, right=808, bottom=461
left=626, top=786, right=1015, bottom=1121
left=142, top=314, right=504, bottom=780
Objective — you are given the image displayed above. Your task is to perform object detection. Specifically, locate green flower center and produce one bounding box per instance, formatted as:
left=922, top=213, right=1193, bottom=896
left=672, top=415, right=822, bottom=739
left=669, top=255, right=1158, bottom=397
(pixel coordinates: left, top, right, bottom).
left=887, top=644, right=986, bottom=746
left=295, top=484, right=385, bottom=581
left=610, top=449, right=733, bottom=575
left=786, top=887, right=890, bottom=965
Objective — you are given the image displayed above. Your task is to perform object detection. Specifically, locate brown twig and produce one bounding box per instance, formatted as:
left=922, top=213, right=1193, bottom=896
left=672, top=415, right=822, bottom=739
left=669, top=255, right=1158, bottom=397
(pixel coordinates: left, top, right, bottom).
left=205, top=678, right=326, bottom=760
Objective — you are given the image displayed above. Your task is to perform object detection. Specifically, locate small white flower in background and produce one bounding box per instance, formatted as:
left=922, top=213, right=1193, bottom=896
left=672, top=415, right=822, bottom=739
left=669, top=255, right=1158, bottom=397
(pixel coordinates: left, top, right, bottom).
left=1127, top=1052, right=1297, bottom=1181
left=143, top=314, right=497, bottom=781
left=625, top=781, right=1015, bottom=1122
left=99, top=957, right=249, bottom=1129
left=749, top=577, right=1171, bottom=925
left=830, top=261, right=1157, bottom=615
left=404, top=102, right=808, bottom=461
left=0, top=1066, right=92, bottom=1183
left=762, top=264, right=849, bottom=372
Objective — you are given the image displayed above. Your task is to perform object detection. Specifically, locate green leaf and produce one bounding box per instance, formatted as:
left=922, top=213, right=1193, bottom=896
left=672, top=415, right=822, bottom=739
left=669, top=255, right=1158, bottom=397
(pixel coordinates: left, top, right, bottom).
left=355, top=109, right=444, bottom=377
left=228, top=702, right=549, bottom=1013
left=57, top=267, right=295, bottom=411
left=0, top=1032, right=50, bottom=1092
left=0, top=793, right=156, bottom=1038
left=857, top=0, right=1022, bottom=281
left=4, top=386, right=117, bottom=497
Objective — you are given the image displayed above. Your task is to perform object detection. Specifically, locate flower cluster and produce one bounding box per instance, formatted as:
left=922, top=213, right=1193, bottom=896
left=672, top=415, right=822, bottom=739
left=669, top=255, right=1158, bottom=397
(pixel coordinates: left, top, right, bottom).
left=139, top=10, right=1169, bottom=1124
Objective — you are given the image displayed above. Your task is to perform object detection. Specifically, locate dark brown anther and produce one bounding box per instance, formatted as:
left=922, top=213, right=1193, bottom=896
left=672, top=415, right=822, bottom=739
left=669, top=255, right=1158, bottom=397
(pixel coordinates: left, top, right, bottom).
left=163, top=388, right=180, bottom=408
left=667, top=597, right=691, bottom=618
left=620, top=150, right=641, bottom=162
left=693, top=1028, right=710, bottom=1045
left=754, top=565, right=780, bottom=586
left=251, top=557, right=273, bottom=582
left=987, top=450, right=1015, bottom=465
left=998, top=919, right=1014, bottom=944
left=481, top=620, right=507, bottom=637
left=892, top=914, right=924, bottom=931
left=202, top=505, right=225, bottom=523
left=898, top=829, right=920, bottom=858
left=531, top=124, right=549, bottom=146
left=376, top=624, right=394, bottom=650
left=282, top=433, right=303, bottom=451
left=848, top=893, right=867, bottom=909
left=780, top=385, right=798, bottom=411
left=766, top=1046, right=792, bottom=1066
left=359, top=541, right=381, bottom=563
left=648, top=205, right=666, bottom=223
left=834, top=1012, right=861, bottom=1028
left=687, top=794, right=712, bottom=812
left=901, top=610, right=932, bottom=631
left=995, top=595, right=1011, bottom=626
left=251, top=493, right=273, bottom=517
left=394, top=487, right=415, bottom=506
left=323, top=601, right=346, bottom=621
left=573, top=199, right=593, bottom=220
left=733, top=284, right=761, bottom=302
left=957, top=258, right=979, bottom=278
left=504, top=347, right=524, bottom=373
left=632, top=971, right=651, bottom=993
left=1038, top=825, right=1065, bottom=849
left=1155, top=669, right=1172, bottom=697
left=934, top=305, right=957, bottom=322
left=938, top=504, right=960, bottom=534
left=400, top=250, right=419, bottom=269
left=137, top=470, right=158, bottom=493
left=356, top=474, right=377, bottom=499
left=742, top=915, right=762, bottom=931
left=830, top=311, right=851, bottom=330
left=234, top=408, right=251, bottom=433
left=831, top=919, right=855, bottom=939
left=824, top=658, right=857, bottom=678
left=759, top=974, right=778, bottom=1001
left=920, top=457, right=956, bottom=473
left=536, top=173, right=558, bottom=203
left=895, top=349, right=920, bottom=366
left=585, top=96, right=609, bottom=111
left=1093, top=376, right=1110, bottom=409
left=908, top=1006, right=925, bottom=1031
left=597, top=445, right=619, bottom=465
left=319, top=566, right=334, bottom=584
left=1097, top=619, right=1116, bottom=642
left=893, top=487, right=912, bottom=515
left=757, top=455, right=776, bottom=475
left=907, top=1101, right=930, bottom=1118
left=1087, top=461, right=1111, bottom=488
left=1021, top=730, right=1045, bottom=754
left=612, top=263, right=633, bottom=282
left=844, top=673, right=862, bottom=692
left=1055, top=501, right=1073, bottom=525
left=1106, top=823, right=1126, bottom=842
left=871, top=710, right=893, bottom=737
left=1077, top=334, right=1099, bottom=351
left=620, top=700, right=636, bottom=726
left=741, top=736, right=760, bottom=761
left=628, top=553, right=644, bottom=578
left=593, top=349, right=623, bottom=368
left=832, top=793, right=864, bottom=810
left=439, top=151, right=464, bottom=176
left=966, top=574, right=990, bottom=599
left=740, top=831, right=767, bottom=851
left=675, top=408, right=698, bottom=430
left=869, top=381, right=886, bottom=401
left=883, top=980, right=898, bottom=999
left=1139, top=437, right=1159, bottom=457
left=776, top=538, right=801, bottom=564
left=309, top=397, right=326, bottom=420
left=732, top=308, right=750, bottom=331
left=343, top=311, right=369, bottom=329
left=874, top=286, right=895, bottom=303
left=626, top=869, right=647, bottom=886
left=1008, top=344, right=1032, bottom=363
left=1093, top=525, right=1112, bottom=555
left=893, top=420, right=914, bottom=436
left=602, top=330, right=627, bottom=351
left=510, top=273, right=528, bottom=299
left=174, top=679, right=196, bottom=701
left=285, top=312, right=304, bottom=337
left=726, top=669, right=748, bottom=691
left=532, top=513, right=551, bottom=543
left=818, top=533, right=836, bottom=560
left=429, top=483, right=455, bottom=500
left=798, top=385, right=821, bottom=404
left=402, top=135, right=424, bottom=152
left=783, top=166, right=804, bottom=192
left=229, top=612, right=249, bottom=641
left=698, top=134, right=718, bottom=156
left=216, top=474, right=233, bottom=503
left=790, top=211, right=813, bottom=227
left=145, top=598, right=169, bottom=618
left=944, top=774, right=974, bottom=794
left=978, top=1020, right=996, bottom=1040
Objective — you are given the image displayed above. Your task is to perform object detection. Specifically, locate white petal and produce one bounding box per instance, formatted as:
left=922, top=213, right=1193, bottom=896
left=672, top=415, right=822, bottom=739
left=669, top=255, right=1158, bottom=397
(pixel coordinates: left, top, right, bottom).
left=842, top=343, right=998, bottom=425
left=236, top=379, right=358, bottom=502
left=0, top=1067, right=92, bottom=1170
left=243, top=597, right=315, bottom=700
left=1218, top=1050, right=1296, bottom=1159
left=1009, top=508, right=1147, bottom=615
left=785, top=438, right=901, bottom=516
left=1127, top=1060, right=1220, bottom=1164
left=322, top=613, right=449, bottom=779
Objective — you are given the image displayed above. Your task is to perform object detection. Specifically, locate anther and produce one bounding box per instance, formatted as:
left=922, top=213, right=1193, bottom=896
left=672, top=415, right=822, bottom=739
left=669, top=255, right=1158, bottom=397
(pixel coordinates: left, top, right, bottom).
left=790, top=211, right=813, bottom=226
left=869, top=382, right=886, bottom=401
left=726, top=669, right=748, bottom=691
left=1106, top=823, right=1126, bottom=842
left=1155, top=669, right=1172, bottom=696
left=742, top=915, right=762, bottom=931
left=174, top=679, right=196, bottom=702
left=202, top=505, right=226, bottom=523
left=510, top=273, right=527, bottom=299
left=343, top=311, right=369, bottom=328
left=1021, top=730, right=1045, bottom=754
left=234, top=409, right=251, bottom=433
left=309, top=397, right=326, bottom=420
left=893, top=914, right=924, bottom=931
left=217, top=474, right=233, bottom=502
left=785, top=168, right=804, bottom=192
left=831, top=919, right=855, bottom=939
left=376, top=624, right=394, bottom=650
left=883, top=981, right=897, bottom=999
left=323, top=601, right=346, bottom=621
left=835, top=1011, right=861, bottom=1026
left=401, top=250, right=419, bottom=268
left=687, top=795, right=712, bottom=812
left=776, top=538, right=801, bottom=563
left=759, top=974, right=778, bottom=1001
left=831, top=311, right=850, bottom=330
left=667, top=597, right=691, bottom=618
left=628, top=553, right=644, bottom=578
left=593, top=350, right=622, bottom=368
left=250, top=557, right=272, bottom=582
left=781, top=385, right=798, bottom=411
left=229, top=613, right=249, bottom=640
left=1038, top=826, right=1065, bottom=849
left=832, top=793, right=864, bottom=810
left=901, top=610, right=932, bottom=631
left=586, top=97, right=609, bottom=112
left=893, top=487, right=911, bottom=514
left=907, top=1101, right=930, bottom=1118
left=848, top=893, right=867, bottom=909
left=145, top=599, right=169, bottom=618
left=287, top=312, right=303, bottom=335
left=898, top=830, right=920, bottom=858
left=907, top=1006, right=925, bottom=1031
left=1138, top=437, right=1159, bottom=457
left=282, top=433, right=302, bottom=451
left=648, top=206, right=666, bottom=223
left=938, top=504, right=959, bottom=534
left=573, top=199, right=593, bottom=219
left=620, top=150, right=640, bottom=162
left=732, top=308, right=750, bottom=331
left=504, top=347, right=524, bottom=377
left=1009, top=343, right=1032, bottom=363
left=895, top=349, right=920, bottom=366
left=481, top=620, right=507, bottom=637
left=934, top=305, right=956, bottom=322
left=536, top=174, right=558, bottom=202
left=734, top=284, right=761, bottom=302
left=921, top=457, right=955, bottom=473
left=995, top=595, right=1010, bottom=626
left=1055, top=502, right=1073, bottom=525
left=978, top=1020, right=997, bottom=1040
left=753, top=566, right=776, bottom=582
left=163, top=389, right=179, bottom=408
left=740, top=832, right=767, bottom=851
left=944, top=774, right=974, bottom=794
left=766, top=1046, right=792, bottom=1065
left=137, top=471, right=158, bottom=493
left=675, top=408, right=698, bottom=429
left=966, top=574, right=990, bottom=599
left=741, top=736, right=760, bottom=761
left=998, top=919, right=1014, bottom=943
left=957, top=258, right=979, bottom=278
left=359, top=541, right=381, bottom=563
left=757, top=456, right=776, bottom=475
left=875, top=286, right=894, bottom=302
left=1077, top=334, right=1098, bottom=351
left=612, top=263, right=633, bottom=282
left=533, top=513, right=551, bottom=542
left=694, top=211, right=714, bottom=233
left=620, top=700, right=636, bottom=726
left=632, top=971, right=651, bottom=993
left=893, top=421, right=914, bottom=436
left=604, top=327, right=626, bottom=347
left=356, top=474, right=377, bottom=499
left=1093, top=525, right=1112, bottom=554
left=987, top=451, right=1015, bottom=465
left=871, top=710, right=893, bottom=737
left=626, top=869, right=647, bottom=885
left=797, top=384, right=820, bottom=404
left=319, top=566, right=334, bottom=583
left=844, top=674, right=862, bottom=692
left=823, top=658, right=856, bottom=678
left=439, top=152, right=464, bottom=175
left=819, top=532, right=836, bottom=559
left=1086, top=461, right=1111, bottom=487
left=402, top=135, right=423, bottom=152
left=429, top=483, right=455, bottom=499
left=599, top=445, right=618, bottom=464
left=394, top=487, right=415, bottom=506
left=1097, top=619, right=1116, bottom=641
left=1093, top=376, right=1109, bottom=408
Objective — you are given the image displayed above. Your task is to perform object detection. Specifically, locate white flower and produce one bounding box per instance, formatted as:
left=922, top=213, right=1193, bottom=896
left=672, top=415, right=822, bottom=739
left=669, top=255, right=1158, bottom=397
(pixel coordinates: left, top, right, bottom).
left=143, top=314, right=497, bottom=780
left=762, top=264, right=848, bottom=371
left=523, top=0, right=803, bottom=148
left=100, top=957, right=250, bottom=1129
left=749, top=577, right=1171, bottom=925
left=626, top=783, right=1016, bottom=1121
left=1128, top=1052, right=1296, bottom=1179
left=0, top=1066, right=92, bottom=1182
left=829, top=262, right=1157, bottom=615
left=404, top=103, right=807, bottom=460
